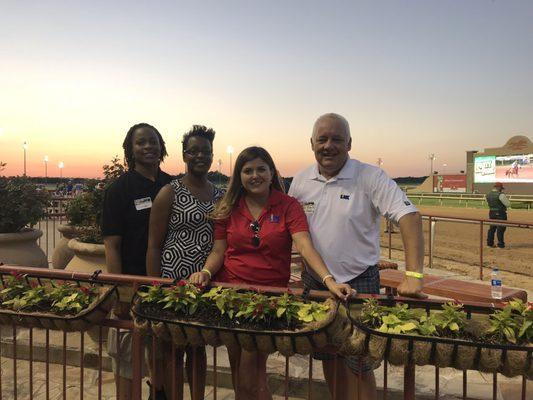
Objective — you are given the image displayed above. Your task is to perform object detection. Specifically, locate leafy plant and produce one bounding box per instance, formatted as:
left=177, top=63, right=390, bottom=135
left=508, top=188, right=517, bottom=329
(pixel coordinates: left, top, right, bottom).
left=432, top=302, right=467, bottom=336
left=485, top=299, right=533, bottom=344
left=65, top=156, right=125, bottom=244
left=0, top=272, right=31, bottom=302
left=0, top=276, right=98, bottom=315
left=0, top=176, right=50, bottom=232
left=141, top=284, right=331, bottom=327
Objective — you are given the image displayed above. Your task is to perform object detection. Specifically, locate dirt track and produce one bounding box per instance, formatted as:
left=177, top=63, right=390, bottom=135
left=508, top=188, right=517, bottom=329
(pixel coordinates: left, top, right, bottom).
left=380, top=205, right=533, bottom=292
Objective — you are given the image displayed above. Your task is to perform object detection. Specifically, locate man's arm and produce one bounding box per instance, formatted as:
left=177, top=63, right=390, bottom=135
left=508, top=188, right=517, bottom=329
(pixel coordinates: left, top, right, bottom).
left=499, top=193, right=511, bottom=208
left=397, top=211, right=427, bottom=298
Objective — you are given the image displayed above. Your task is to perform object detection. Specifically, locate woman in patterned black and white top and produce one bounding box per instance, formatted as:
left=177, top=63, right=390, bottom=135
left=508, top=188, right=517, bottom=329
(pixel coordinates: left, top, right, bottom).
left=147, top=125, right=223, bottom=400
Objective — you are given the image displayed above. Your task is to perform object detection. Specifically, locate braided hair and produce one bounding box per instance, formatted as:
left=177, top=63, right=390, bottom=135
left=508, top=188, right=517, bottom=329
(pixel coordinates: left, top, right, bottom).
left=122, top=123, right=168, bottom=170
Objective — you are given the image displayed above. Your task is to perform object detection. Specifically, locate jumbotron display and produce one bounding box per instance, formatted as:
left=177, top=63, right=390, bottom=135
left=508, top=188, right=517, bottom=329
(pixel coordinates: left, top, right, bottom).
left=474, top=154, right=533, bottom=183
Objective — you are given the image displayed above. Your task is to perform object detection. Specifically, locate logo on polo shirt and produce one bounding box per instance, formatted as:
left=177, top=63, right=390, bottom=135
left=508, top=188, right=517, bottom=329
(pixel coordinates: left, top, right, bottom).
left=269, top=214, right=280, bottom=223
left=340, top=194, right=350, bottom=200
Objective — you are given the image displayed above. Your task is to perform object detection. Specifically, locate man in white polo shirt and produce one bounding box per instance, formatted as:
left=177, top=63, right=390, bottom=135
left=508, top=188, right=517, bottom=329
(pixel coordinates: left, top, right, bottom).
left=289, top=113, right=425, bottom=400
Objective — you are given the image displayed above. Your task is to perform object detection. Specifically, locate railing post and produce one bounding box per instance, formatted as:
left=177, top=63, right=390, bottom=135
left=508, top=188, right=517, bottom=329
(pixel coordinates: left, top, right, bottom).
left=403, top=360, right=416, bottom=400
left=479, top=221, right=484, bottom=280
left=388, top=220, right=392, bottom=259
left=131, top=325, right=143, bottom=399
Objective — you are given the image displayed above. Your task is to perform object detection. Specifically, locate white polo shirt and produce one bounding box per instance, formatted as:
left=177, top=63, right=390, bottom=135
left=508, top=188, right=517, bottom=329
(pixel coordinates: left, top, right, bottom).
left=288, top=159, right=418, bottom=282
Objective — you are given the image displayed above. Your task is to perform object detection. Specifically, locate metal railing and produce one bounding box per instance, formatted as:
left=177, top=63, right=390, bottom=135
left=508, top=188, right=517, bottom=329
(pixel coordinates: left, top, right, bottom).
left=0, top=266, right=530, bottom=400
left=407, top=192, right=533, bottom=209
left=384, top=212, right=533, bottom=280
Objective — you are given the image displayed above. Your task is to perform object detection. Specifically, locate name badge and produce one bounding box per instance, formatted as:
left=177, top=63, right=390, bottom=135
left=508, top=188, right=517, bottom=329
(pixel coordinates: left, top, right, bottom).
left=301, top=202, right=316, bottom=214
left=134, top=197, right=152, bottom=211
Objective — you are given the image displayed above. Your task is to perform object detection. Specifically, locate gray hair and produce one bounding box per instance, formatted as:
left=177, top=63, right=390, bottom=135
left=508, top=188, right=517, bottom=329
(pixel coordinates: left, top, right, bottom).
left=311, top=113, right=351, bottom=141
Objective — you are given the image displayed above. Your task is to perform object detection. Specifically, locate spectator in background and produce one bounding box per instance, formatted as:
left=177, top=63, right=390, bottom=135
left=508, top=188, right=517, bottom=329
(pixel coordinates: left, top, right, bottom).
left=486, top=182, right=510, bottom=248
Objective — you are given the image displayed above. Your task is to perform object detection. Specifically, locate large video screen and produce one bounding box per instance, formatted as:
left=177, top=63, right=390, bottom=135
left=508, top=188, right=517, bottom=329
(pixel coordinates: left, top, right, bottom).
left=474, top=154, right=533, bottom=183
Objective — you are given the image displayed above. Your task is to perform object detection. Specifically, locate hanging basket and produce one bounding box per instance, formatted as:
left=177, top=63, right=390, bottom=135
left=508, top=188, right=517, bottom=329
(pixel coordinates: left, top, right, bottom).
left=0, top=279, right=117, bottom=332
left=340, top=302, right=533, bottom=379
left=131, top=290, right=351, bottom=356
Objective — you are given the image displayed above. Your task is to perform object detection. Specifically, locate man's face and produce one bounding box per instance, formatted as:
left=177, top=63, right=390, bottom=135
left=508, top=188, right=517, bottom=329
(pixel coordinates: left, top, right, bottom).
left=311, top=117, right=351, bottom=179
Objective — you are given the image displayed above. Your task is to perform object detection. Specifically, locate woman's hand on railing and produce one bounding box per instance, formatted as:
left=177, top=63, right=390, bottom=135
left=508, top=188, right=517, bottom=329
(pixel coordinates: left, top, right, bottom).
left=189, top=270, right=211, bottom=286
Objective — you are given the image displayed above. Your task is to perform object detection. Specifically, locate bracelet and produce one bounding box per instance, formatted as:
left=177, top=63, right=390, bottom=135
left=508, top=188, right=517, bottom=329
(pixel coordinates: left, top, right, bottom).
left=405, top=271, right=424, bottom=279
left=322, top=274, right=334, bottom=285
left=201, top=269, right=212, bottom=279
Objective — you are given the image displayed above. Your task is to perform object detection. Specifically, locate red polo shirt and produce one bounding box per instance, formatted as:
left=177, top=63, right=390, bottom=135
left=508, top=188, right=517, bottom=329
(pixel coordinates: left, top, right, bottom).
left=214, top=189, right=308, bottom=287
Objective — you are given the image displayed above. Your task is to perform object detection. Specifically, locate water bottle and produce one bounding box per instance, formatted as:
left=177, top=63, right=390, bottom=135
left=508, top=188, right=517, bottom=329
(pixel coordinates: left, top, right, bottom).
left=491, top=267, right=503, bottom=299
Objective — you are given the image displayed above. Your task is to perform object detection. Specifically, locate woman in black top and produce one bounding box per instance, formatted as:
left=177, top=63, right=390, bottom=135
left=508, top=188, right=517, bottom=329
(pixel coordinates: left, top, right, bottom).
left=102, top=122, right=171, bottom=400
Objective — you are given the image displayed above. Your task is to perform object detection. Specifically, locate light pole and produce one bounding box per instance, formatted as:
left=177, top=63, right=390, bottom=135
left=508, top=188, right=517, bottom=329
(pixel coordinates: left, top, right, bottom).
left=23, top=141, right=28, bottom=176
left=227, top=146, right=234, bottom=176
left=217, top=159, right=222, bottom=186
left=44, top=155, right=49, bottom=184
left=428, top=153, right=436, bottom=177
left=377, top=158, right=383, bottom=168
left=58, top=161, right=64, bottom=179
left=442, top=163, right=448, bottom=175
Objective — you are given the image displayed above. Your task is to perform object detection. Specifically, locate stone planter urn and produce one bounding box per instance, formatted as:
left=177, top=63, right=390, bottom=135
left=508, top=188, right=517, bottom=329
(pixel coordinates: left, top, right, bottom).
left=0, top=229, right=48, bottom=268
left=65, top=239, right=107, bottom=274
left=65, top=238, right=109, bottom=342
left=51, top=224, right=81, bottom=270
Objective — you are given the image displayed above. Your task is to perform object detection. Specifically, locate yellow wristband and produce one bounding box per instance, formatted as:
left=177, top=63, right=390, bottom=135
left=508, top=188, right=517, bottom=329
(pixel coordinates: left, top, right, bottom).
left=405, top=271, right=424, bottom=279
left=322, top=274, right=334, bottom=285
left=201, top=269, right=212, bottom=279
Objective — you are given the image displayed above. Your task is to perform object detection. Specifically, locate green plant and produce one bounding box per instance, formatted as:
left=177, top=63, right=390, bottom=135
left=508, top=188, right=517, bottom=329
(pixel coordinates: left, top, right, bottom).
left=0, top=176, right=50, bottom=232
left=0, top=275, right=98, bottom=315
left=202, top=286, right=244, bottom=318
left=48, top=282, right=97, bottom=314
left=141, top=284, right=331, bottom=327
left=485, top=299, right=533, bottom=344
left=432, top=302, right=467, bottom=336
left=0, top=272, right=31, bottom=303
left=65, top=156, right=125, bottom=244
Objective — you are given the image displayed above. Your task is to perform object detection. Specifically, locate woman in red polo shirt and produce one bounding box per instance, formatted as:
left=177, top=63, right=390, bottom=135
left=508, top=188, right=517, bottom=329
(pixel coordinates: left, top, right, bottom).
left=190, top=146, right=352, bottom=400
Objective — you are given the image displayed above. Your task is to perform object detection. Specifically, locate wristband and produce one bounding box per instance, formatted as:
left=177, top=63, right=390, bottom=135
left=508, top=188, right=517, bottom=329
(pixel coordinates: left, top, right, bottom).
left=201, top=269, right=212, bottom=279
left=322, top=274, right=334, bottom=285
left=405, top=271, right=424, bottom=279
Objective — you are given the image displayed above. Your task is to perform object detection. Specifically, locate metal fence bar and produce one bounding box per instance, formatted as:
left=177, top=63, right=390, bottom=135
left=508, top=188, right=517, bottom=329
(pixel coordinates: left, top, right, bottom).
left=213, top=347, right=217, bottom=400
left=80, top=332, right=84, bottom=400
left=98, top=327, right=102, bottom=400
left=62, top=331, right=67, bottom=400
left=46, top=329, right=50, bottom=400
left=307, top=355, right=313, bottom=400
left=435, top=366, right=439, bottom=399
left=29, top=328, right=33, bottom=399
left=13, top=325, right=17, bottom=400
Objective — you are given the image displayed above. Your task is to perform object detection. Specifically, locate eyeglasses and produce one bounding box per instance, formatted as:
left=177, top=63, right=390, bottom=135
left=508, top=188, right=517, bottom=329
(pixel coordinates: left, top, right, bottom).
left=250, top=220, right=260, bottom=247
left=183, top=148, right=213, bottom=157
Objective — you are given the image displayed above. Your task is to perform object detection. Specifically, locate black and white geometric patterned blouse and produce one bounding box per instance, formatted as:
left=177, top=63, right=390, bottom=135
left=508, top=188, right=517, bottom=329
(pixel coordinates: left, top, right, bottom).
left=161, top=179, right=224, bottom=280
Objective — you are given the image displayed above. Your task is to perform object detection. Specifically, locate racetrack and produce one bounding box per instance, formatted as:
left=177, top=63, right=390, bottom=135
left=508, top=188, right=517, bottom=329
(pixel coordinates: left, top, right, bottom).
left=380, top=205, right=533, bottom=291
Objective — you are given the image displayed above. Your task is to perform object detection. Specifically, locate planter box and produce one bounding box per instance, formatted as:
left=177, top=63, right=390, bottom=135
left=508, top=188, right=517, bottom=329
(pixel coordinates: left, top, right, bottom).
left=341, top=303, right=532, bottom=379
left=131, top=289, right=351, bottom=357
left=0, top=279, right=117, bottom=332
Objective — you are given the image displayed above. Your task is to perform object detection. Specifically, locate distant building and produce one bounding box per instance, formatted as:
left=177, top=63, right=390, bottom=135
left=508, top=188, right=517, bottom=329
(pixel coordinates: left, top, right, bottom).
left=466, top=135, right=533, bottom=195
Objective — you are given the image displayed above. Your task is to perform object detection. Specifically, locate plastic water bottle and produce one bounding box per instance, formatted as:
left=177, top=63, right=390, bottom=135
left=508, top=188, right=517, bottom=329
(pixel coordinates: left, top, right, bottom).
left=491, top=267, right=503, bottom=299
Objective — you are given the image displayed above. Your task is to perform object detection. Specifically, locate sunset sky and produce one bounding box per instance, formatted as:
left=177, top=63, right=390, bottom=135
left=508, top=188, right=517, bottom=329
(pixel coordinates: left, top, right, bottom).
left=1, top=1, right=532, bottom=179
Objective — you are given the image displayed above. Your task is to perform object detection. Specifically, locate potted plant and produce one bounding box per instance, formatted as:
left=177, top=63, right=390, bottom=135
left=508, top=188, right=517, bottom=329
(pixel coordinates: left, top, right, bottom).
left=0, top=271, right=118, bottom=331
left=342, top=297, right=533, bottom=378
left=132, top=282, right=351, bottom=356
left=0, top=175, right=50, bottom=268
left=62, top=157, right=125, bottom=273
